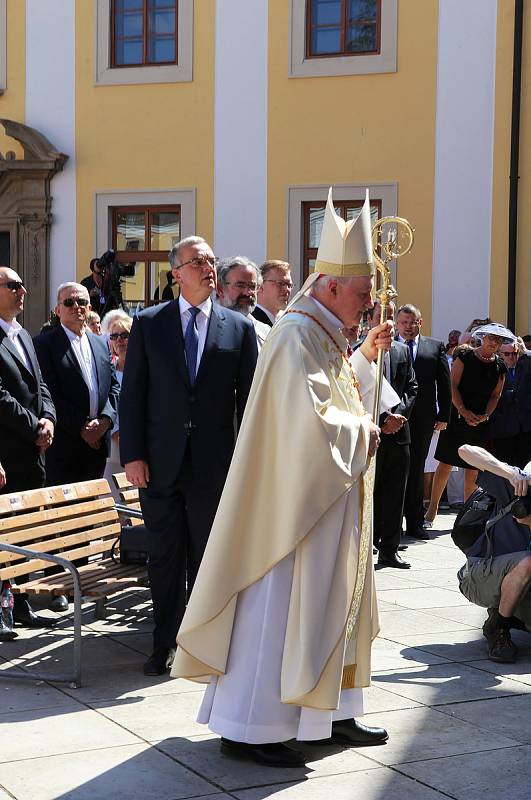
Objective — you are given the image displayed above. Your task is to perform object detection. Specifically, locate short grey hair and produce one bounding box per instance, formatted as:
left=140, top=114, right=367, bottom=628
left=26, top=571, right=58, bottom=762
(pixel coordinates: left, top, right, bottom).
left=217, top=256, right=261, bottom=287
left=168, top=236, right=207, bottom=267
left=56, top=282, right=90, bottom=304
left=311, top=274, right=352, bottom=292
left=397, top=303, right=422, bottom=319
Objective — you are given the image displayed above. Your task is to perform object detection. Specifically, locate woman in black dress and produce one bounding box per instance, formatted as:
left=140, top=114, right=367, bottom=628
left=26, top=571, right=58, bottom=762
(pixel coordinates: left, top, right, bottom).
left=425, top=328, right=510, bottom=524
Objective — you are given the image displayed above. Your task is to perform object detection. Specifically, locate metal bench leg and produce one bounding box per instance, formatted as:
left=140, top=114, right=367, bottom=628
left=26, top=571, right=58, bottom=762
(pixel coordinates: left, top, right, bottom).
left=94, top=597, right=108, bottom=620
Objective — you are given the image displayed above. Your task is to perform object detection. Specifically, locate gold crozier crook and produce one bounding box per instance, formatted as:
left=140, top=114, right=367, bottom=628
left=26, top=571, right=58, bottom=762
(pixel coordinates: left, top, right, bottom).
left=371, top=216, right=415, bottom=423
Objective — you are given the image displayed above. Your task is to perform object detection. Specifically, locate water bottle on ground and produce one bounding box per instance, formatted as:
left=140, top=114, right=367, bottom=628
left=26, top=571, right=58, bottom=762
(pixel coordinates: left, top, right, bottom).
left=0, top=580, right=17, bottom=641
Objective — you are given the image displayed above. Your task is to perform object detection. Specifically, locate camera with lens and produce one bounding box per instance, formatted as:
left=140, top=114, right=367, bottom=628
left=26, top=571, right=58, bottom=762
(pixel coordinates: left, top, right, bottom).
left=509, top=492, right=531, bottom=520
left=92, top=249, right=136, bottom=316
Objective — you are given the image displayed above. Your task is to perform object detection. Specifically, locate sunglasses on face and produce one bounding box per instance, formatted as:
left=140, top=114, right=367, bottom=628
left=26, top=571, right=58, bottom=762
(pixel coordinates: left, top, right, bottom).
left=61, top=297, right=89, bottom=307
left=0, top=280, right=25, bottom=292
left=109, top=331, right=130, bottom=341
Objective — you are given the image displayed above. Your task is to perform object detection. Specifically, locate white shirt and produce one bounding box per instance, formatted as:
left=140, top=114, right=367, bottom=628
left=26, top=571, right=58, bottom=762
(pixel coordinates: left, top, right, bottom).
left=255, top=303, right=276, bottom=325
left=61, top=324, right=99, bottom=418
left=397, top=333, right=419, bottom=361
left=179, top=295, right=212, bottom=375
left=0, top=317, right=34, bottom=376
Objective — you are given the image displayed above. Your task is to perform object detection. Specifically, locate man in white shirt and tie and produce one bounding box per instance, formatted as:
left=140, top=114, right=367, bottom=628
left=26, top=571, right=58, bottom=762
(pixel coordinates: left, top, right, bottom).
left=120, top=236, right=258, bottom=676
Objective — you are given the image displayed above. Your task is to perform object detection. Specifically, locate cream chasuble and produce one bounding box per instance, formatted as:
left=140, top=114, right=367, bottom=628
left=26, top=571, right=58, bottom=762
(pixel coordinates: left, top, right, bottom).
left=172, top=295, right=381, bottom=726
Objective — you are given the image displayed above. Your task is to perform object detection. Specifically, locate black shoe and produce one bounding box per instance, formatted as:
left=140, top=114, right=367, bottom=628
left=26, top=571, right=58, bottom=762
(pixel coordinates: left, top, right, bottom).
left=48, top=595, right=69, bottom=612
left=143, top=647, right=175, bottom=676
left=485, top=627, right=518, bottom=663
left=397, top=544, right=408, bottom=551
left=13, top=598, right=55, bottom=628
left=330, top=718, right=388, bottom=746
left=373, top=546, right=378, bottom=555
left=220, top=738, right=306, bottom=768
left=378, top=552, right=411, bottom=569
left=406, top=528, right=431, bottom=540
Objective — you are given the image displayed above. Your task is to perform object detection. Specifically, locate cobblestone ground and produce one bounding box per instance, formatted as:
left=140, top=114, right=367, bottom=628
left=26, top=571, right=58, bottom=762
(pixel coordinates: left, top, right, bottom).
left=0, top=510, right=530, bottom=800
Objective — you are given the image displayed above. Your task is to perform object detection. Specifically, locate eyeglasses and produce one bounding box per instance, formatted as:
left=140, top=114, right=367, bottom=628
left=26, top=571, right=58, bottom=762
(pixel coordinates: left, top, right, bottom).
left=109, top=331, right=130, bottom=341
left=225, top=281, right=258, bottom=291
left=178, top=255, right=216, bottom=269
left=263, top=279, right=293, bottom=290
left=0, top=280, right=25, bottom=292
left=61, top=297, right=89, bottom=307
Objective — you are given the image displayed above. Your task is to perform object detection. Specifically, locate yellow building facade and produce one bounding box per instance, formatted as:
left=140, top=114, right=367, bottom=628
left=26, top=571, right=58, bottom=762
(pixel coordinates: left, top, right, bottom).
left=0, top=0, right=529, bottom=337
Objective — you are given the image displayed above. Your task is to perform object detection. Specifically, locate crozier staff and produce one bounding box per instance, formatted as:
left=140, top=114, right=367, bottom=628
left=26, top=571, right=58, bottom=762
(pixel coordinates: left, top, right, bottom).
left=172, top=190, right=393, bottom=768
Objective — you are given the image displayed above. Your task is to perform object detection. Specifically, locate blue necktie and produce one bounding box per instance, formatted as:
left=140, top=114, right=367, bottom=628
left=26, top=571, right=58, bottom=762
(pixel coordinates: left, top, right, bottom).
left=184, top=306, right=200, bottom=384
left=407, top=339, right=415, bottom=361
left=509, top=367, right=515, bottom=383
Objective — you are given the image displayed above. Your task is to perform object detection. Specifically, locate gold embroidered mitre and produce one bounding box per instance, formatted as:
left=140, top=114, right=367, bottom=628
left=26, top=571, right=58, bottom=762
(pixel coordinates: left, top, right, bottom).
left=313, top=188, right=375, bottom=278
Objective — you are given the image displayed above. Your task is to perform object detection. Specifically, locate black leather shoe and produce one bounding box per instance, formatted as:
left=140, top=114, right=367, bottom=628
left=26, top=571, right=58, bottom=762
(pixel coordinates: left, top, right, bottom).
left=398, top=544, right=408, bottom=551
left=407, top=528, right=431, bottom=540
left=378, top=552, right=411, bottom=569
left=13, top=598, right=55, bottom=628
left=48, top=594, right=69, bottom=612
left=331, top=718, right=388, bottom=746
left=220, top=738, right=306, bottom=768
left=143, top=647, right=175, bottom=676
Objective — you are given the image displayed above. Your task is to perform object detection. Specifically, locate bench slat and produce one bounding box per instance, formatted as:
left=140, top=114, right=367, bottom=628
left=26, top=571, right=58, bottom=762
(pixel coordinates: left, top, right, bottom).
left=0, top=479, right=111, bottom=515
left=0, top=497, right=115, bottom=533
left=0, top=510, right=119, bottom=554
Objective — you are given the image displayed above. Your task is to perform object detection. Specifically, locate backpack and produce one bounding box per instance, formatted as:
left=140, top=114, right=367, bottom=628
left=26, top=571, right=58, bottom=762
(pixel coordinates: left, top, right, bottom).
left=451, top=488, right=496, bottom=554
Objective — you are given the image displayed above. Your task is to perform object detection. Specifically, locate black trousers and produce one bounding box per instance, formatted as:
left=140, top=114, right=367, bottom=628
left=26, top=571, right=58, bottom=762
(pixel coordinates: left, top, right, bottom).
left=403, top=422, right=433, bottom=534
left=491, top=431, right=531, bottom=470
left=140, top=449, right=223, bottom=652
left=45, top=440, right=107, bottom=486
left=374, top=436, right=410, bottom=555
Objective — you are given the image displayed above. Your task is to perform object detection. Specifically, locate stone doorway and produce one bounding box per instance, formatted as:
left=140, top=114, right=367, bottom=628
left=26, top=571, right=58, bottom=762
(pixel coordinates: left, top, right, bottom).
left=0, top=119, right=67, bottom=334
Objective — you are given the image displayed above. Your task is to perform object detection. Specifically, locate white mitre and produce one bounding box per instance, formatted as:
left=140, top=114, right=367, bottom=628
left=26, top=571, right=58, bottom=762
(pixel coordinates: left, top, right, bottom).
left=287, top=188, right=375, bottom=308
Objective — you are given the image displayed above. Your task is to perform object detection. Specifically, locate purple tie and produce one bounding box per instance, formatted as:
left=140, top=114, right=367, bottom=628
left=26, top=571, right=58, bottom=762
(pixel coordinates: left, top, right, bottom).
left=407, top=339, right=415, bottom=361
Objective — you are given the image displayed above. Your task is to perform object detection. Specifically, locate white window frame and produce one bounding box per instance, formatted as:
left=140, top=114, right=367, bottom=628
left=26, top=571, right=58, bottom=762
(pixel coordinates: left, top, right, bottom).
left=94, top=0, right=193, bottom=86
left=94, top=187, right=196, bottom=259
left=286, top=182, right=398, bottom=289
left=0, top=0, right=6, bottom=94
left=289, top=0, right=397, bottom=79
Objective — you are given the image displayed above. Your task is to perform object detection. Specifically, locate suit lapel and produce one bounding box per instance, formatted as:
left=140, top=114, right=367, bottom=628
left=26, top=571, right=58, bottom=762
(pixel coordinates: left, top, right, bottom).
left=195, top=304, right=223, bottom=386
left=389, top=343, right=398, bottom=384
left=0, top=328, right=36, bottom=384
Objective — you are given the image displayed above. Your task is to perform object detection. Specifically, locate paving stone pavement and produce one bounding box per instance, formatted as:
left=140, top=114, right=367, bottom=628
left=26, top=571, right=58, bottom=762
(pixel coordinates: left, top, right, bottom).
left=0, top=510, right=529, bottom=800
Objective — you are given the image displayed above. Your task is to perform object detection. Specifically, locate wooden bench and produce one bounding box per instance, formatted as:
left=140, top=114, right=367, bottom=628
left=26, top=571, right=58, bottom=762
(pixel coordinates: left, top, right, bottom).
left=0, top=478, right=148, bottom=687
left=112, top=472, right=142, bottom=524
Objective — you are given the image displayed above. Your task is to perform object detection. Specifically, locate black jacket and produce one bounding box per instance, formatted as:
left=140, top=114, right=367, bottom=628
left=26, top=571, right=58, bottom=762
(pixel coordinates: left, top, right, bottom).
left=0, top=325, right=56, bottom=490
left=404, top=335, right=451, bottom=431
left=380, top=341, right=418, bottom=445
left=119, top=300, right=258, bottom=491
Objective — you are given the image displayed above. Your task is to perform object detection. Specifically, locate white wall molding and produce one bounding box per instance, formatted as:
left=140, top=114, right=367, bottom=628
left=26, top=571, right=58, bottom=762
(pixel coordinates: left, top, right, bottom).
left=431, top=0, right=497, bottom=339
left=213, top=0, right=268, bottom=263
left=26, top=0, right=76, bottom=307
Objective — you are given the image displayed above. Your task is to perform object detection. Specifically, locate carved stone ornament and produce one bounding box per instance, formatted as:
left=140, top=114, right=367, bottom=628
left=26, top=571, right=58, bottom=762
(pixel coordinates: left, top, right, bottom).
left=0, top=119, right=68, bottom=334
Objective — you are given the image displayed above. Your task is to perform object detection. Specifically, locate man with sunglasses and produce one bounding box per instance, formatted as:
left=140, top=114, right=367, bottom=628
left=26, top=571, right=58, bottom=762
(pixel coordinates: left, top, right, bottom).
left=0, top=266, right=57, bottom=627
left=34, top=283, right=120, bottom=487
left=120, top=235, right=258, bottom=676
left=252, top=260, right=292, bottom=327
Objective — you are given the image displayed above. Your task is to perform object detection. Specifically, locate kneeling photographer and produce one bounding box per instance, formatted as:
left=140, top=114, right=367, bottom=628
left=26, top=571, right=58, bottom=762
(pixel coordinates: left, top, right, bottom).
left=454, top=445, right=531, bottom=663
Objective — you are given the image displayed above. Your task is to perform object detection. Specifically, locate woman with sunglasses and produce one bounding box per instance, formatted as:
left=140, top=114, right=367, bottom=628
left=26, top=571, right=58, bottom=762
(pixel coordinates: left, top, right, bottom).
left=104, top=316, right=133, bottom=496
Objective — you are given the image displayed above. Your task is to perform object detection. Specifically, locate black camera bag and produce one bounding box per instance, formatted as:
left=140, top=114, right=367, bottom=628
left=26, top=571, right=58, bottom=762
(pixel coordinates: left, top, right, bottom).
left=451, top=488, right=495, bottom=554
left=112, top=525, right=149, bottom=566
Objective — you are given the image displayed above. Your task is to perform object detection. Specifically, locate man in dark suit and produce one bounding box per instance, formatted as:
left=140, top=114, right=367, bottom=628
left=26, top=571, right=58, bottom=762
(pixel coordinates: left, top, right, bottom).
left=396, top=304, right=451, bottom=539
left=368, top=302, right=418, bottom=568
left=120, top=236, right=258, bottom=676
left=33, top=282, right=120, bottom=485
left=252, top=260, right=292, bottom=327
left=0, top=266, right=57, bottom=630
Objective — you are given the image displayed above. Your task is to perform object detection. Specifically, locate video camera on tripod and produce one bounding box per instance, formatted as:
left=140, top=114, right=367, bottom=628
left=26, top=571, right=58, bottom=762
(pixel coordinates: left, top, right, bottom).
left=91, top=248, right=136, bottom=317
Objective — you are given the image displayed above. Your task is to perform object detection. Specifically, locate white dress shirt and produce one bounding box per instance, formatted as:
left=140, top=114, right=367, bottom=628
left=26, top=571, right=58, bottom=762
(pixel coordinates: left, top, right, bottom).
left=0, top=317, right=34, bottom=376
left=397, top=333, right=419, bottom=361
left=61, top=324, right=99, bottom=418
left=179, top=295, right=212, bottom=375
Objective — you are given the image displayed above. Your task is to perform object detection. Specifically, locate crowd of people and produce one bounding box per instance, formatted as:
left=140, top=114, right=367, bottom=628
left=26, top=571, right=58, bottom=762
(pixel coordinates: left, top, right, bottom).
left=1, top=191, right=531, bottom=767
